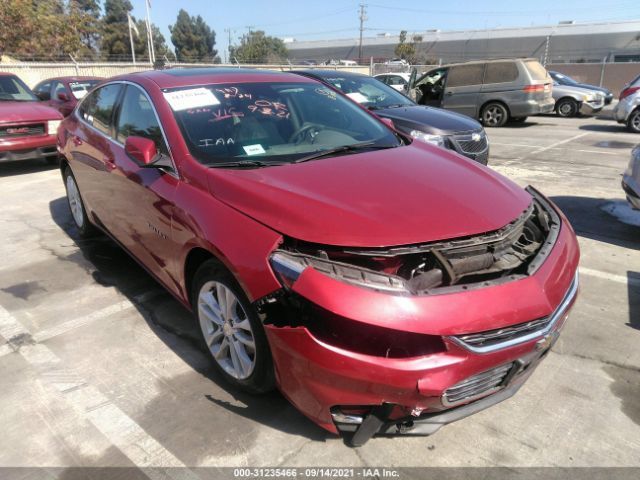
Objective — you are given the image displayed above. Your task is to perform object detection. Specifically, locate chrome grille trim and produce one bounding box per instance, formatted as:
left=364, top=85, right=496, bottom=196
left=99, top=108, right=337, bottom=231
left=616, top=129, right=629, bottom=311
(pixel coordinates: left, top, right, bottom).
left=442, top=362, right=514, bottom=407
left=448, top=272, right=578, bottom=354
left=0, top=123, right=45, bottom=138
left=450, top=131, right=489, bottom=155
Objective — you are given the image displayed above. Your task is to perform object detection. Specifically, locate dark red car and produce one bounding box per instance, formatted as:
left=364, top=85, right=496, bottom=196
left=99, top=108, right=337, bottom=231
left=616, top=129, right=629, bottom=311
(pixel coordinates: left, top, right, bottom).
left=57, top=68, right=580, bottom=446
left=33, top=76, right=103, bottom=117
left=0, top=72, right=62, bottom=164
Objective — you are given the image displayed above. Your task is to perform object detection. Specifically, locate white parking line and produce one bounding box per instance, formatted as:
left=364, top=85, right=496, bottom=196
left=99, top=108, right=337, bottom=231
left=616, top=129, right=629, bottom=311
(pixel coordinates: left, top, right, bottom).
left=0, top=305, right=197, bottom=477
left=580, top=267, right=640, bottom=287
left=513, top=132, right=591, bottom=161
left=491, top=142, right=620, bottom=155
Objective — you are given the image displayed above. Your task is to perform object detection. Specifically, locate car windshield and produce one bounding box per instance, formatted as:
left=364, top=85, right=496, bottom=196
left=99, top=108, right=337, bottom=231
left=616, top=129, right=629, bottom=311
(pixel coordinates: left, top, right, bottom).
left=552, top=72, right=579, bottom=85
left=168, top=81, right=402, bottom=167
left=0, top=75, right=39, bottom=102
left=315, top=74, right=414, bottom=110
left=69, top=80, right=101, bottom=99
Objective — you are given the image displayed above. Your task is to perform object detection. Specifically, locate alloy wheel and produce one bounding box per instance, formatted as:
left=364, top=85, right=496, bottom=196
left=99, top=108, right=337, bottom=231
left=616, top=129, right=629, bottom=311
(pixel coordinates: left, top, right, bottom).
left=66, top=175, right=84, bottom=229
left=197, top=281, right=256, bottom=380
left=631, top=111, right=640, bottom=132
left=483, top=106, right=504, bottom=126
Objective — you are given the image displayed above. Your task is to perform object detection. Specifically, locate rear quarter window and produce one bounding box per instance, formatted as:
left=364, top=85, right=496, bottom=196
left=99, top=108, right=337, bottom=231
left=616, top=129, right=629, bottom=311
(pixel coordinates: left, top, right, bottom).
left=447, top=64, right=485, bottom=87
left=524, top=61, right=549, bottom=81
left=484, top=62, right=519, bottom=84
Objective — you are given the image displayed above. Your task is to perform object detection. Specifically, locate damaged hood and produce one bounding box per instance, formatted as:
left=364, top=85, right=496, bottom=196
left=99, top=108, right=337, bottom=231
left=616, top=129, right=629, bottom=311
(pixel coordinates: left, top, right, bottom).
left=206, top=141, right=532, bottom=247
left=0, top=101, right=62, bottom=124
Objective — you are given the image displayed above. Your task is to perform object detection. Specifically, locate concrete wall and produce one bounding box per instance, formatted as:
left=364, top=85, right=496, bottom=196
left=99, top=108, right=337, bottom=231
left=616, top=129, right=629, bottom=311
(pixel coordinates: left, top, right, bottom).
left=0, top=62, right=371, bottom=87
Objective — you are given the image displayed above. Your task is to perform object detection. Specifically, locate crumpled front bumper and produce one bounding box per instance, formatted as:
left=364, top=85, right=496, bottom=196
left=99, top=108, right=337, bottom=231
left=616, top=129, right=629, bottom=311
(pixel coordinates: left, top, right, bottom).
left=262, top=204, right=580, bottom=445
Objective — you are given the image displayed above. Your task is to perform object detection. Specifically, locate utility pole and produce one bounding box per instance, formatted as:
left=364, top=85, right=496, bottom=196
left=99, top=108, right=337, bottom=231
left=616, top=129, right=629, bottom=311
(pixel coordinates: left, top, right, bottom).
left=224, top=28, right=234, bottom=63
left=358, top=4, right=367, bottom=64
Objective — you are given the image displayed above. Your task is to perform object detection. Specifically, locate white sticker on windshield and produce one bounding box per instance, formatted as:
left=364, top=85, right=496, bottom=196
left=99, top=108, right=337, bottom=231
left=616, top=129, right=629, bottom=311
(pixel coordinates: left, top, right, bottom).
left=243, top=144, right=266, bottom=156
left=346, top=92, right=368, bottom=104
left=163, top=88, right=220, bottom=111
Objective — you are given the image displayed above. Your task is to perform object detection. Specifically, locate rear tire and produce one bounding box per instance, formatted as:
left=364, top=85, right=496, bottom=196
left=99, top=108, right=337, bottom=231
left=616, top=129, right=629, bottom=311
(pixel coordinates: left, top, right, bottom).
left=191, top=259, right=275, bottom=394
left=45, top=156, right=59, bottom=166
left=481, top=102, right=509, bottom=127
left=63, top=167, right=97, bottom=238
left=627, top=109, right=640, bottom=133
left=556, top=98, right=578, bottom=118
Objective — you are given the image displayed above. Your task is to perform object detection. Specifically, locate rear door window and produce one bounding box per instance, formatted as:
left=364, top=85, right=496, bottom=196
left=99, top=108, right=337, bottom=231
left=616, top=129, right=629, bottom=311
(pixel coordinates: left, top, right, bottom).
left=447, top=64, right=485, bottom=87
left=524, top=61, right=549, bottom=81
left=484, top=62, right=519, bottom=84
left=79, top=83, right=123, bottom=136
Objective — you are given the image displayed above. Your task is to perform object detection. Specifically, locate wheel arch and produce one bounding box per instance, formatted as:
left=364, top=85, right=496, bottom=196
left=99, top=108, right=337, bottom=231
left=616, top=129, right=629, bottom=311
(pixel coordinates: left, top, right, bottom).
left=554, top=96, right=580, bottom=109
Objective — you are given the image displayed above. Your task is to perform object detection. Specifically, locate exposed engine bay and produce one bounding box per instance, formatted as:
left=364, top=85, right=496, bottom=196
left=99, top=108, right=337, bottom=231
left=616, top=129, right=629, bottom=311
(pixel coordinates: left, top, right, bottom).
left=272, top=188, right=560, bottom=295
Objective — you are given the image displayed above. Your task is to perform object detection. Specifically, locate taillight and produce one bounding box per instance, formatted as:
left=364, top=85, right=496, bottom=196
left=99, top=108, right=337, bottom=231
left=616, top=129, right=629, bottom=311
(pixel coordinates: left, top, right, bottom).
left=523, top=84, right=545, bottom=93
left=620, top=86, right=640, bottom=100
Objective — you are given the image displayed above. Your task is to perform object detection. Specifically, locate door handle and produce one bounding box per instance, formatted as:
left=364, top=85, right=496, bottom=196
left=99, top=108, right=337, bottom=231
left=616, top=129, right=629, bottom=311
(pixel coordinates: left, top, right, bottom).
left=103, top=157, right=116, bottom=171
left=72, top=136, right=82, bottom=146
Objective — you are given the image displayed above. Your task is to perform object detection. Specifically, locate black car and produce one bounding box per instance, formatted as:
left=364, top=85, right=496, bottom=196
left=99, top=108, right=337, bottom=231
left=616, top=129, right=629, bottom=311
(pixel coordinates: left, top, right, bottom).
left=293, top=70, right=490, bottom=165
left=549, top=71, right=614, bottom=105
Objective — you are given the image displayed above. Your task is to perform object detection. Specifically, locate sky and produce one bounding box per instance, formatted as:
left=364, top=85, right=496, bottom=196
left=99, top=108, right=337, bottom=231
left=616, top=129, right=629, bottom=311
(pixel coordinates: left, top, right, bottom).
left=129, top=0, right=640, bottom=61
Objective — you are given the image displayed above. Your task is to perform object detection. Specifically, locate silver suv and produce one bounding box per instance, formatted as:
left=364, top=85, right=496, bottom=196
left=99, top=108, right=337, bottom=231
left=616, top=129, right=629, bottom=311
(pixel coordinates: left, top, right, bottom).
left=409, top=58, right=554, bottom=127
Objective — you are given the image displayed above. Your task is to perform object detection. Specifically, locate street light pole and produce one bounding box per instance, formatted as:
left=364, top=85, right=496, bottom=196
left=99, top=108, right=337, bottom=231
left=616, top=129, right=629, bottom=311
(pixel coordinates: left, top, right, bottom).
left=358, top=4, right=367, bottom=64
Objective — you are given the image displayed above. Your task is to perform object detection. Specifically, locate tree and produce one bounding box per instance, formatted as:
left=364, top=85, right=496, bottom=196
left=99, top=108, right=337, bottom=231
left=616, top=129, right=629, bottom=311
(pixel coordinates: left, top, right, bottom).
left=69, top=0, right=102, bottom=59
left=230, top=30, right=288, bottom=64
left=133, top=19, right=175, bottom=62
left=101, top=0, right=133, bottom=60
left=394, top=30, right=423, bottom=64
left=0, top=0, right=38, bottom=58
left=170, top=9, right=217, bottom=62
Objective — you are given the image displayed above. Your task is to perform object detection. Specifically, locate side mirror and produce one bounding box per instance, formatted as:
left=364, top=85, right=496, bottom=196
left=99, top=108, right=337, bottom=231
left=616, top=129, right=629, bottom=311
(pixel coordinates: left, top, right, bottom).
left=125, top=136, right=157, bottom=165
left=380, top=117, right=395, bottom=130
left=36, top=92, right=50, bottom=101
left=57, top=92, right=70, bottom=102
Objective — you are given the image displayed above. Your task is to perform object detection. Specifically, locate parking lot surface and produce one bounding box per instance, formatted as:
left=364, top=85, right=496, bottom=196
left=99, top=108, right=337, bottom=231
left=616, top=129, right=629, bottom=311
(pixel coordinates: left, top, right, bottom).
left=0, top=110, right=639, bottom=471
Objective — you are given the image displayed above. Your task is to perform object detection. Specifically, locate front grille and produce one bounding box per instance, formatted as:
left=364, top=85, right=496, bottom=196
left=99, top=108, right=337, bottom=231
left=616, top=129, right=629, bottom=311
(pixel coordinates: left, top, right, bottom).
left=456, top=316, right=551, bottom=349
left=451, top=131, right=488, bottom=155
left=443, top=362, right=514, bottom=407
left=0, top=123, right=45, bottom=138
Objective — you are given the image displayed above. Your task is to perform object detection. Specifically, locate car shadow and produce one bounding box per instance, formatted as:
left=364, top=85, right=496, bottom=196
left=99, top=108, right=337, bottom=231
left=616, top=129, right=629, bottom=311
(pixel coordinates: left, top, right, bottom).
left=579, top=124, right=630, bottom=133
left=549, top=196, right=639, bottom=250
left=628, top=271, right=640, bottom=332
left=48, top=196, right=331, bottom=445
left=503, top=121, right=543, bottom=129
left=0, top=158, right=58, bottom=178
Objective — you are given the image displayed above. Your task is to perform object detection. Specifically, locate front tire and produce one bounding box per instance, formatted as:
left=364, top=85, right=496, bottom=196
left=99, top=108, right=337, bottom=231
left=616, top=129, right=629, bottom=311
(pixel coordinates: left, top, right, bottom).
left=64, top=167, right=96, bottom=238
left=556, top=98, right=578, bottom=118
left=627, top=109, right=640, bottom=133
left=481, top=102, right=509, bottom=127
left=192, top=260, right=275, bottom=394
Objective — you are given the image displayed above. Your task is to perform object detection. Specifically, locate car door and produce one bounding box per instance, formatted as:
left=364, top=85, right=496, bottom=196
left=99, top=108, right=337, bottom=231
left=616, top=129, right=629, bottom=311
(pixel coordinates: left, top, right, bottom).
left=441, top=63, right=485, bottom=117
left=108, top=83, right=180, bottom=287
left=68, top=82, right=125, bottom=233
left=49, top=80, right=68, bottom=114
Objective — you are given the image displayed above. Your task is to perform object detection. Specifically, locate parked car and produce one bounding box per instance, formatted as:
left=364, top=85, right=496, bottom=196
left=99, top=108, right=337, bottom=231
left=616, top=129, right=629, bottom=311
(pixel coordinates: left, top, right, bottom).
left=58, top=68, right=579, bottom=446
left=622, top=144, right=640, bottom=209
left=294, top=69, right=490, bottom=164
left=549, top=71, right=614, bottom=104
left=33, top=76, right=103, bottom=117
left=0, top=72, right=62, bottom=164
left=613, top=76, right=640, bottom=133
left=339, top=59, right=357, bottom=66
left=385, top=58, right=410, bottom=66
left=410, top=58, right=555, bottom=127
left=551, top=83, right=605, bottom=117
left=374, top=72, right=412, bottom=92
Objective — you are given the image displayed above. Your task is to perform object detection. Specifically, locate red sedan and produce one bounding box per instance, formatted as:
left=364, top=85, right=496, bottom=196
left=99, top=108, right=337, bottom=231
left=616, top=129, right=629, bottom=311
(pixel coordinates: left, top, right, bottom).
left=57, top=68, right=579, bottom=446
left=34, top=76, right=103, bottom=117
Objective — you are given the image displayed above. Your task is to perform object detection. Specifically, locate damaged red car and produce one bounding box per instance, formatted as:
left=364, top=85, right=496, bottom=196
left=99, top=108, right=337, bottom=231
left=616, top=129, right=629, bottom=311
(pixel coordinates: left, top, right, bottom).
left=57, top=68, right=579, bottom=446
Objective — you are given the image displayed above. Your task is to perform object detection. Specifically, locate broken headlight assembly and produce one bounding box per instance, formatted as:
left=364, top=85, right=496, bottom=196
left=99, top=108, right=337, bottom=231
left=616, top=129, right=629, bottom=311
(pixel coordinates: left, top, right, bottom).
left=269, top=187, right=560, bottom=296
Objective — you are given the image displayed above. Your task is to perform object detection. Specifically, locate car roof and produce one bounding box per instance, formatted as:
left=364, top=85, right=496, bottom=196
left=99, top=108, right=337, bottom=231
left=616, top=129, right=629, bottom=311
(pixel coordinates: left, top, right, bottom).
left=437, top=58, right=540, bottom=68
left=114, top=68, right=318, bottom=89
left=0, top=72, right=18, bottom=77
left=35, top=76, right=103, bottom=84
